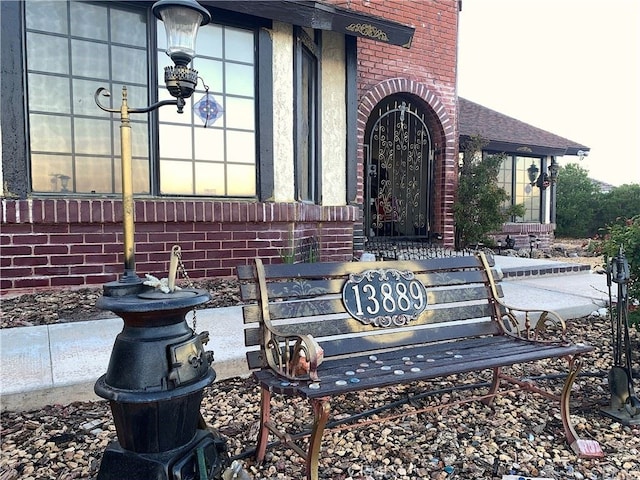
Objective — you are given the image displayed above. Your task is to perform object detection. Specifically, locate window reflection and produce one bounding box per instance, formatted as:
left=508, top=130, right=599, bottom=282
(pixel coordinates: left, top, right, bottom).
left=158, top=21, right=256, bottom=197
left=496, top=155, right=543, bottom=223
left=25, top=2, right=256, bottom=198
left=26, top=1, right=150, bottom=195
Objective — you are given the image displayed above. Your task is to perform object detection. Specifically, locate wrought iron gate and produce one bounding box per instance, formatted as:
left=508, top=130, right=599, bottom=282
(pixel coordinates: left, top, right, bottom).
left=365, top=99, right=434, bottom=238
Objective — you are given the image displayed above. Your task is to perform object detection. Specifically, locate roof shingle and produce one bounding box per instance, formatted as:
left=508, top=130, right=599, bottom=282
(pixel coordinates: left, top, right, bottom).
left=458, top=97, right=589, bottom=157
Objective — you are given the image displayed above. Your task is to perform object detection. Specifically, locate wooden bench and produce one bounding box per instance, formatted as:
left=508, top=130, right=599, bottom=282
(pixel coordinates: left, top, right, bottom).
left=236, top=252, right=603, bottom=479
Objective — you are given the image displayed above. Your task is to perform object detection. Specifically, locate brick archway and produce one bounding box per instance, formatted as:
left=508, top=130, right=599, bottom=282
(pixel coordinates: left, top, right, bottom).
left=356, top=78, right=457, bottom=247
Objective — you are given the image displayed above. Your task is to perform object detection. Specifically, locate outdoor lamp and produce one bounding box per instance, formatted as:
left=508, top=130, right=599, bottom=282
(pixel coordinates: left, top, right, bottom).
left=527, top=162, right=539, bottom=185
left=92, top=1, right=238, bottom=478
left=549, top=162, right=559, bottom=184
left=153, top=0, right=211, bottom=99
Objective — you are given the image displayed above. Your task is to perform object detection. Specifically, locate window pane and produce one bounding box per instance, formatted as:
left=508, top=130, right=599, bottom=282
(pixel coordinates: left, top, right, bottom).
left=112, top=47, right=147, bottom=84
left=227, top=164, right=255, bottom=196
left=29, top=74, right=70, bottom=114
left=225, top=28, right=254, bottom=63
left=111, top=84, right=149, bottom=112
left=74, top=118, right=112, bottom=155
left=26, top=1, right=67, bottom=34
left=226, top=63, right=254, bottom=97
left=160, top=160, right=194, bottom=195
left=225, top=97, right=254, bottom=130
left=30, top=114, right=72, bottom=152
left=158, top=22, right=256, bottom=197
left=73, top=79, right=113, bottom=117
left=196, top=24, right=223, bottom=57
left=192, top=58, right=224, bottom=93
left=27, top=33, right=69, bottom=74
left=71, top=2, right=108, bottom=40
left=31, top=154, right=73, bottom=193
left=195, top=128, right=224, bottom=161
left=195, top=162, right=225, bottom=196
left=72, top=39, right=110, bottom=78
left=74, top=156, right=115, bottom=194
left=159, top=125, right=193, bottom=159
left=111, top=9, right=147, bottom=46
left=226, top=131, right=255, bottom=164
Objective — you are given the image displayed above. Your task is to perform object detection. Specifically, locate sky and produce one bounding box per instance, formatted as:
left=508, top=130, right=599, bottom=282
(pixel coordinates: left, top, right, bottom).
left=457, top=0, right=639, bottom=187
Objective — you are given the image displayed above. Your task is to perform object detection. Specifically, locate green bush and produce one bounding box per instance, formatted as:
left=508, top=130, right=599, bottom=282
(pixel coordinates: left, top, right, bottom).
left=593, top=215, right=640, bottom=324
left=454, top=136, right=524, bottom=248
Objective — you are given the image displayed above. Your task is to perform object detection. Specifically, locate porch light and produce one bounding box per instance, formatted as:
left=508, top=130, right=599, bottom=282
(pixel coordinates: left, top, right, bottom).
left=549, top=161, right=559, bottom=184
left=527, top=162, right=539, bottom=185
left=153, top=0, right=211, bottom=99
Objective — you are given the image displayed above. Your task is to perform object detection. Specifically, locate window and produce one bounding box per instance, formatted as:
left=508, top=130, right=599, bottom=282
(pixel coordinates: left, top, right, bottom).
left=497, top=154, right=542, bottom=222
left=26, top=1, right=150, bottom=195
left=295, top=28, right=320, bottom=203
left=158, top=22, right=256, bottom=196
left=24, top=1, right=256, bottom=197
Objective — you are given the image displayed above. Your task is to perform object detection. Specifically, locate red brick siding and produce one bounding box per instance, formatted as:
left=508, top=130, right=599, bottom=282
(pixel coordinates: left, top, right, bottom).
left=328, top=0, right=460, bottom=248
left=1, top=199, right=357, bottom=294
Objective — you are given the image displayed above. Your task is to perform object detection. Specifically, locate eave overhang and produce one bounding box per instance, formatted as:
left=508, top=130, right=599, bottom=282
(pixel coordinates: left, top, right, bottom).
left=206, top=0, right=415, bottom=47
left=460, top=136, right=590, bottom=158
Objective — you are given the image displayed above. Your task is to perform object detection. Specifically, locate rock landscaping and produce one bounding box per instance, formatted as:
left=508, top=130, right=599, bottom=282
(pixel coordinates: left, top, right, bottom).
left=1, top=316, right=638, bottom=480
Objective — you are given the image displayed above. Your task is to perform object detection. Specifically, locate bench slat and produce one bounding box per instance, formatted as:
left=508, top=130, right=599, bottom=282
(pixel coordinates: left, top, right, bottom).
left=243, top=302, right=499, bottom=347
left=244, top=318, right=501, bottom=369
left=239, top=268, right=497, bottom=302
left=253, top=337, right=593, bottom=398
left=242, top=284, right=501, bottom=324
left=237, top=256, right=492, bottom=283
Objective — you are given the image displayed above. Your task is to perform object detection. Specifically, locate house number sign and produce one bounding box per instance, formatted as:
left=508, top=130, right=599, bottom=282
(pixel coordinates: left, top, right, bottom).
left=342, top=269, right=428, bottom=327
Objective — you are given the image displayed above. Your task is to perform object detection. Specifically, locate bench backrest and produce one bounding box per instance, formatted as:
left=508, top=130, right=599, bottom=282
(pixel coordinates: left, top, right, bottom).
left=237, top=253, right=505, bottom=370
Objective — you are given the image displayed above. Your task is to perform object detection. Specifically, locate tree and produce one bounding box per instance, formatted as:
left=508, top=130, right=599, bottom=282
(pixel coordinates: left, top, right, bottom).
left=555, top=163, right=600, bottom=237
left=454, top=136, right=524, bottom=249
left=595, top=184, right=640, bottom=229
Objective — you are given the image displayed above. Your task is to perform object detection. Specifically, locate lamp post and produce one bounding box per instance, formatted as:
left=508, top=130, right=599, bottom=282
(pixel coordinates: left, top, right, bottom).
left=529, top=234, right=538, bottom=258
left=92, top=2, right=232, bottom=479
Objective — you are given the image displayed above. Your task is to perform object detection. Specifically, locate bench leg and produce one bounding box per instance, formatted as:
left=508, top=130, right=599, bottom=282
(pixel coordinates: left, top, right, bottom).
left=482, top=367, right=501, bottom=406
left=561, top=356, right=604, bottom=458
left=306, top=397, right=330, bottom=480
left=255, top=385, right=272, bottom=463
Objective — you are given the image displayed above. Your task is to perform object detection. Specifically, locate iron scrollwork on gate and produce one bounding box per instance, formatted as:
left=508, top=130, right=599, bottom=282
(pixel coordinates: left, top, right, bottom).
left=342, top=269, right=428, bottom=327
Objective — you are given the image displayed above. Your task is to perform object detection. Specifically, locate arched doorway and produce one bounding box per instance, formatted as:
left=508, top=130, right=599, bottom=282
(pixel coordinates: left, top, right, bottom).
left=364, top=96, right=435, bottom=239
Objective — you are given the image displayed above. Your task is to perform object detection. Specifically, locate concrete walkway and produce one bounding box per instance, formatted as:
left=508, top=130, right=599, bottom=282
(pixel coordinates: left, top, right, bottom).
left=0, top=256, right=610, bottom=412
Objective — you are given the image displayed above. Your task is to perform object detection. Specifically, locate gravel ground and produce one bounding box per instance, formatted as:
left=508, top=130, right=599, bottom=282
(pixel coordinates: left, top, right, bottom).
left=0, top=278, right=242, bottom=329
left=1, top=317, right=639, bottom=479
left=2, top=242, right=636, bottom=480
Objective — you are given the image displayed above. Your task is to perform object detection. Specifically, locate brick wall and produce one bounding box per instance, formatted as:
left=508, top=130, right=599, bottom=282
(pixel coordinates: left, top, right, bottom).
left=0, top=199, right=358, bottom=293
left=330, top=0, right=460, bottom=248
left=1, top=2, right=460, bottom=294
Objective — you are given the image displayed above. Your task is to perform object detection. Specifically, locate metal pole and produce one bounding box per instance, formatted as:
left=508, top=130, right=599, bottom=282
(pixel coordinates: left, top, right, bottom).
left=119, top=87, right=137, bottom=281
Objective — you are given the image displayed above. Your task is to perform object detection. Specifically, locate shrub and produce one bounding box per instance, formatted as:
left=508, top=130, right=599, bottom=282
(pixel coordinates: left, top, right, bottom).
left=454, top=136, right=524, bottom=248
left=593, top=215, right=640, bottom=324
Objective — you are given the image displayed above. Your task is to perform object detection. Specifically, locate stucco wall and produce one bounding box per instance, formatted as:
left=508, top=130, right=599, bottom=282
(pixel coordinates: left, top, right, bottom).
left=271, top=22, right=295, bottom=202
left=320, top=32, right=347, bottom=206
left=270, top=24, right=348, bottom=206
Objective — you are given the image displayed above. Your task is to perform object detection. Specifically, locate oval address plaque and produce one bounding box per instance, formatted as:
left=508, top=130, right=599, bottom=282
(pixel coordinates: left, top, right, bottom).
left=342, top=269, right=428, bottom=327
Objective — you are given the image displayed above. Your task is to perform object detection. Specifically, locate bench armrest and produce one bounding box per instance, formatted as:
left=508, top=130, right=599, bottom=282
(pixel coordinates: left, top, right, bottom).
left=264, top=330, right=324, bottom=382
left=495, top=298, right=568, bottom=343
left=254, top=258, right=324, bottom=382
left=476, top=252, right=568, bottom=344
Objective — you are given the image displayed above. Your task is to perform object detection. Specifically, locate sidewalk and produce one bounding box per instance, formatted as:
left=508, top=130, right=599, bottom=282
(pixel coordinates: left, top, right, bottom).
left=0, top=256, right=610, bottom=412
